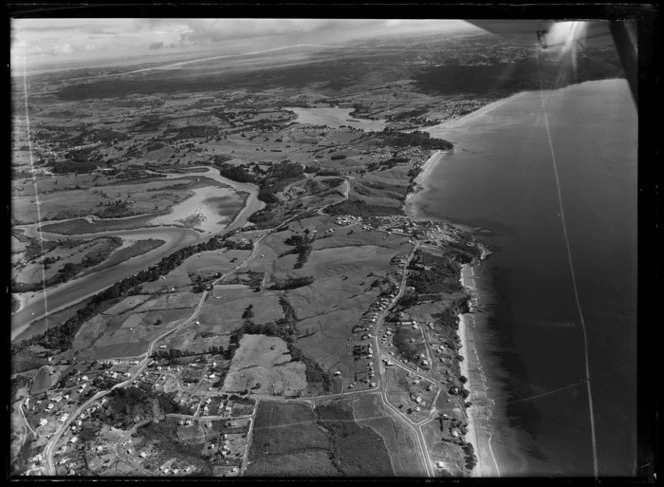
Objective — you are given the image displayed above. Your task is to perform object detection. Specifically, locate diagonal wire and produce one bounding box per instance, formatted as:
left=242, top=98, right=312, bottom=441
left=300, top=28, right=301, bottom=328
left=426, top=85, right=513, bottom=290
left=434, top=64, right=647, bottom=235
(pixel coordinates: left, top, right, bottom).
left=535, top=50, right=599, bottom=479
left=20, top=52, right=49, bottom=319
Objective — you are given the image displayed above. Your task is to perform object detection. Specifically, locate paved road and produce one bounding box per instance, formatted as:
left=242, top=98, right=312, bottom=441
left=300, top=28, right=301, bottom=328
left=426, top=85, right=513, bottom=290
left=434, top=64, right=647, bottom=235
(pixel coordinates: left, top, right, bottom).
left=12, top=166, right=264, bottom=341
left=43, top=293, right=209, bottom=475
left=41, top=190, right=348, bottom=476
left=366, top=240, right=436, bottom=477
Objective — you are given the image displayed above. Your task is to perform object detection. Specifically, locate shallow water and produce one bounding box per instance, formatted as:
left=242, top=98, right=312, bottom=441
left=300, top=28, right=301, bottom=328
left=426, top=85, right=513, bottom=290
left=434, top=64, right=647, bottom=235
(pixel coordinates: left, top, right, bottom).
left=287, top=106, right=387, bottom=132
left=12, top=167, right=264, bottom=338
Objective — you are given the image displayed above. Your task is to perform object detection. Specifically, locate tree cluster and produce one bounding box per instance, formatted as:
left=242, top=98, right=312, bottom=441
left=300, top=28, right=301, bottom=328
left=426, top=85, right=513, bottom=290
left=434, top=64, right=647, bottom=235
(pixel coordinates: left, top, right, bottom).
left=379, top=130, right=454, bottom=150
left=13, top=235, right=229, bottom=353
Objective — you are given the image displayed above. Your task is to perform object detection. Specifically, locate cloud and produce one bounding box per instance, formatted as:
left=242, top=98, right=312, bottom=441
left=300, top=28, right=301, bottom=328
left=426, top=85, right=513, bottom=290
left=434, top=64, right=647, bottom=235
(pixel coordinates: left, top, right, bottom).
left=50, top=43, right=74, bottom=56
left=81, top=26, right=118, bottom=35
left=130, top=18, right=367, bottom=47
left=17, top=24, right=80, bottom=32
left=149, top=41, right=165, bottom=50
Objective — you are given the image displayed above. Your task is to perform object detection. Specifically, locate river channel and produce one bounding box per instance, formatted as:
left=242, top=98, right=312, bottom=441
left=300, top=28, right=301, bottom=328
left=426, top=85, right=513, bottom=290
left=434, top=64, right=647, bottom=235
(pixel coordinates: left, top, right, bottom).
left=12, top=167, right=264, bottom=340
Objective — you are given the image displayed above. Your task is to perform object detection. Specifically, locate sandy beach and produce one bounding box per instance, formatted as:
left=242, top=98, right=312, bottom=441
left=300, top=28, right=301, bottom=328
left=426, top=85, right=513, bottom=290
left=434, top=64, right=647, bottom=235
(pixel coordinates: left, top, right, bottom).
left=404, top=93, right=528, bottom=224
left=403, top=150, right=447, bottom=220
left=458, top=265, right=501, bottom=477
left=427, top=92, right=527, bottom=134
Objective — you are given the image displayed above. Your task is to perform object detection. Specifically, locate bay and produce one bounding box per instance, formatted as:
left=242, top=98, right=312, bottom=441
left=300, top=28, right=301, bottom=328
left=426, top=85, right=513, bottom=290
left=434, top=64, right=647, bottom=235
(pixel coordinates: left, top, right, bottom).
left=413, top=79, right=637, bottom=476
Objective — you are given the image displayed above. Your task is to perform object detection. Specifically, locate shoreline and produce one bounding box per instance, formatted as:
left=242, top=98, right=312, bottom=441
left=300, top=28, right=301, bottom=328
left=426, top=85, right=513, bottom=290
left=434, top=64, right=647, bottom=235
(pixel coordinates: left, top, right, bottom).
left=404, top=92, right=528, bottom=223
left=458, top=263, right=500, bottom=478
left=427, top=92, right=527, bottom=133
left=403, top=150, right=447, bottom=221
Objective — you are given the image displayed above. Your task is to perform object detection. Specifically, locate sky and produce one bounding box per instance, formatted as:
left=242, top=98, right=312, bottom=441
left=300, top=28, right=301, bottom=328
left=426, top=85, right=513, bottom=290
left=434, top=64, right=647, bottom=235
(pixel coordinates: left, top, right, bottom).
left=11, top=18, right=479, bottom=70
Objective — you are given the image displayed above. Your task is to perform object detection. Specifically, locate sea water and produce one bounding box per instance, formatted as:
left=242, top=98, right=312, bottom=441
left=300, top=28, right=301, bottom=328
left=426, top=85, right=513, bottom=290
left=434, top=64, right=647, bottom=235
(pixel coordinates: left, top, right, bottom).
left=413, top=79, right=637, bottom=476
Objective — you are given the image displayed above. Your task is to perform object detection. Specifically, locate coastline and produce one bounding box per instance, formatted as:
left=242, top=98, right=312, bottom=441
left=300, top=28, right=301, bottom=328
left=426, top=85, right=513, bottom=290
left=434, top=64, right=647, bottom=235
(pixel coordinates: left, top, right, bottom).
left=403, top=150, right=447, bottom=221
left=458, top=264, right=500, bottom=477
left=428, top=92, right=527, bottom=133
left=400, top=112, right=501, bottom=476
left=404, top=92, right=528, bottom=223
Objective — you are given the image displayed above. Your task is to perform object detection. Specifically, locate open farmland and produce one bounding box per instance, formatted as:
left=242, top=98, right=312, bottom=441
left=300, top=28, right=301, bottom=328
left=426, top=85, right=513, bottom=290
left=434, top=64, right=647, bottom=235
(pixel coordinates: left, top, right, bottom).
left=38, top=214, right=157, bottom=235
left=351, top=393, right=428, bottom=476
left=246, top=401, right=336, bottom=477
left=315, top=398, right=393, bottom=476
left=162, top=327, right=230, bottom=354
left=350, top=165, right=413, bottom=208
left=13, top=236, right=122, bottom=287
left=12, top=177, right=202, bottom=225
left=223, top=334, right=306, bottom=396
left=141, top=249, right=251, bottom=292
left=89, top=238, right=166, bottom=273
left=132, top=292, right=202, bottom=312
left=293, top=285, right=379, bottom=379
left=70, top=294, right=196, bottom=360
left=197, top=288, right=284, bottom=334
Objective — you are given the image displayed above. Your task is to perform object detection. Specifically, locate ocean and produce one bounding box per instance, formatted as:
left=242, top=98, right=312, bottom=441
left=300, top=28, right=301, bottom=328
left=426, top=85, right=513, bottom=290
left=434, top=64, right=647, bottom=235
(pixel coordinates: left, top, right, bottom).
left=413, top=79, right=637, bottom=476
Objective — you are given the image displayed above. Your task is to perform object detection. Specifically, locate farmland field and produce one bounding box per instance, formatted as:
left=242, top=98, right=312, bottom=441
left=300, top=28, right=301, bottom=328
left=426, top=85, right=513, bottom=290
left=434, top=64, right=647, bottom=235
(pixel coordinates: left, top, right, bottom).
left=315, top=398, right=393, bottom=476
left=73, top=305, right=192, bottom=361
left=89, top=238, right=166, bottom=273
left=246, top=401, right=334, bottom=477
left=141, top=249, right=251, bottom=292
left=197, top=290, right=284, bottom=334
left=223, top=334, right=306, bottom=396
left=351, top=393, right=427, bottom=476
left=38, top=214, right=158, bottom=235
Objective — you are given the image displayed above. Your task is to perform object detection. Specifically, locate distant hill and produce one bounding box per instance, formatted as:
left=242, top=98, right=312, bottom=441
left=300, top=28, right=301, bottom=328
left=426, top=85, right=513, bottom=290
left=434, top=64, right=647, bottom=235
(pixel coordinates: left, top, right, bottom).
left=51, top=32, right=624, bottom=101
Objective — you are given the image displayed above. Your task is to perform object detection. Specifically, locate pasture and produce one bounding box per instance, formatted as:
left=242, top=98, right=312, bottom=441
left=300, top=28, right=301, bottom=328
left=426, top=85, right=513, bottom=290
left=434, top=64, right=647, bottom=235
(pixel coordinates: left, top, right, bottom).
left=38, top=214, right=156, bottom=235
left=71, top=295, right=194, bottom=360
left=13, top=236, right=121, bottom=285
left=90, top=238, right=165, bottom=273
left=133, top=292, right=201, bottom=312
left=197, top=288, right=284, bottom=334
left=12, top=177, right=199, bottom=224
left=223, top=334, right=306, bottom=396
left=314, top=398, right=393, bottom=476
left=246, top=401, right=334, bottom=476
left=164, top=328, right=230, bottom=354
left=141, top=249, right=250, bottom=292
left=352, top=393, right=428, bottom=476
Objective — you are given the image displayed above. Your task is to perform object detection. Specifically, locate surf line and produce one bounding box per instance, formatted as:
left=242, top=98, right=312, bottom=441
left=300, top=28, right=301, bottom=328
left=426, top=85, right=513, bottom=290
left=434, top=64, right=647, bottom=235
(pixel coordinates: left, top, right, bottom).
left=21, top=51, right=49, bottom=319
left=535, top=52, right=599, bottom=479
